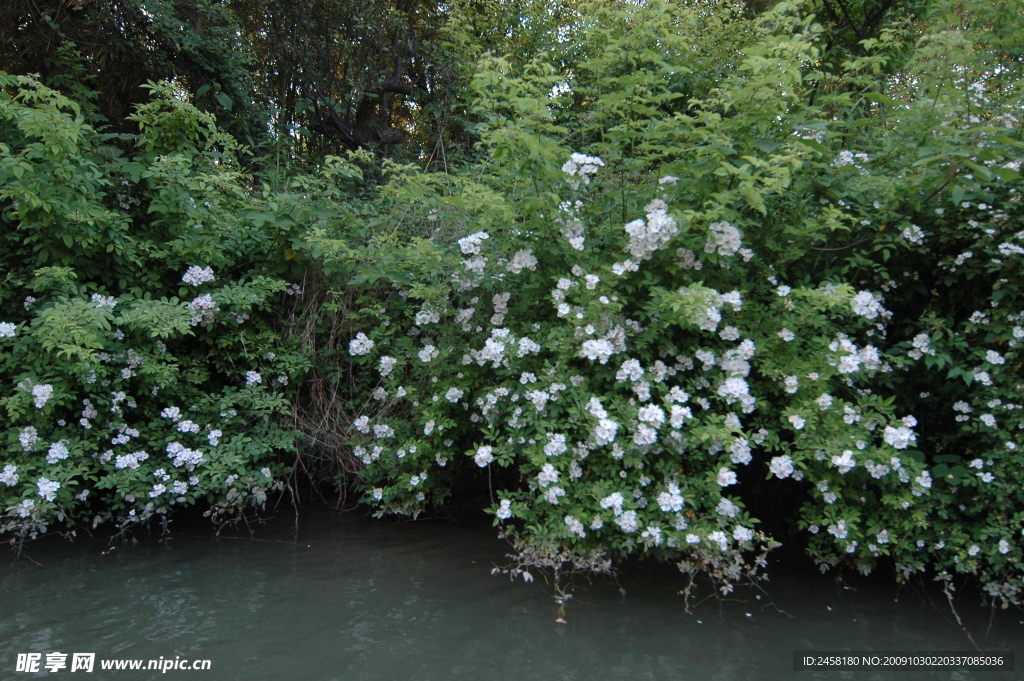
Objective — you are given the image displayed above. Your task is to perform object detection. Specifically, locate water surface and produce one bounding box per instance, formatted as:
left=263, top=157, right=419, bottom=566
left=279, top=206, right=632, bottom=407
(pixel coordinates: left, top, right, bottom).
left=1, top=512, right=1019, bottom=680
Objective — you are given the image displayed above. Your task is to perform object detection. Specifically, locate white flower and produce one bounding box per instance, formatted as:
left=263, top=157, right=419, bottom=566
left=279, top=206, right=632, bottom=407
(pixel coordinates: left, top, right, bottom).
left=615, top=510, right=638, bottom=533
left=593, top=418, right=619, bottom=446
left=717, top=377, right=750, bottom=402
left=208, top=429, right=222, bottom=446
left=669, top=405, right=692, bottom=428
left=637, top=404, right=665, bottom=428
left=0, top=464, right=19, bottom=486
left=507, top=249, right=538, bottom=274
left=611, top=260, right=639, bottom=276
left=985, top=350, right=1005, bottom=365
left=544, top=433, right=568, bottom=457
left=838, top=353, right=861, bottom=374
left=544, top=486, right=566, bottom=505
left=831, top=450, right=856, bottom=474
left=641, top=524, right=662, bottom=546
left=778, top=328, right=795, bottom=342
left=36, top=477, right=60, bottom=502
left=705, top=221, right=742, bottom=257
left=496, top=499, right=513, bottom=520
left=418, top=344, right=439, bottom=362
left=720, top=291, right=743, bottom=311
left=562, top=153, right=605, bottom=187
left=379, top=356, right=397, bottom=377
left=533, top=465, right=562, bottom=493
left=188, top=294, right=216, bottom=311
left=998, top=539, right=1011, bottom=555
left=91, top=294, right=117, bottom=309
left=0, top=322, right=16, bottom=338
left=182, top=266, right=216, bottom=286
left=474, top=445, right=494, bottom=467
left=729, top=438, right=751, bottom=465
left=657, top=483, right=684, bottom=512
left=600, top=492, right=624, bottom=515
left=31, top=384, right=54, bottom=408
left=565, top=515, right=587, bottom=538
left=415, top=307, right=440, bottom=325
left=667, top=387, right=689, bottom=404
left=161, top=406, right=182, bottom=420
left=633, top=424, right=658, bottom=446
left=445, top=387, right=464, bottom=403
left=734, top=526, right=754, bottom=543
left=900, top=224, right=925, bottom=245
left=717, top=468, right=738, bottom=486
left=423, top=420, right=435, bottom=436
left=245, top=371, right=262, bottom=386
left=349, top=333, right=375, bottom=356
left=46, top=440, right=70, bottom=464
left=457, top=231, right=489, bottom=255
left=883, top=425, right=916, bottom=450
left=18, top=426, right=39, bottom=451
left=851, top=291, right=884, bottom=319
left=624, top=200, right=679, bottom=261
left=517, top=337, right=541, bottom=357
left=716, top=497, right=740, bottom=518
left=580, top=338, right=615, bottom=364
left=788, top=414, right=806, bottom=430
left=828, top=520, right=848, bottom=540
left=769, top=455, right=794, bottom=479
left=353, top=415, right=370, bottom=434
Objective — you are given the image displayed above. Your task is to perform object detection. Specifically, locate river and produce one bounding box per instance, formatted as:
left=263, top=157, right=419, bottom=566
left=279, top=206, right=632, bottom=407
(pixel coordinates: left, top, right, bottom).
left=1, top=510, right=1019, bottom=680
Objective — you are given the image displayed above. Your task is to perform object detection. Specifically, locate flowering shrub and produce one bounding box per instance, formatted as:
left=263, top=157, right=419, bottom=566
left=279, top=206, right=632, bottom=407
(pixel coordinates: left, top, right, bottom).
left=2, top=0, right=1022, bottom=610
left=0, top=76, right=307, bottom=542
left=307, top=1, right=1024, bottom=604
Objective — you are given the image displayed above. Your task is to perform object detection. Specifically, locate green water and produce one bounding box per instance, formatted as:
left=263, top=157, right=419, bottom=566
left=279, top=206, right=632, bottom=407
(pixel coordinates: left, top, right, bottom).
left=1, top=512, right=1020, bottom=680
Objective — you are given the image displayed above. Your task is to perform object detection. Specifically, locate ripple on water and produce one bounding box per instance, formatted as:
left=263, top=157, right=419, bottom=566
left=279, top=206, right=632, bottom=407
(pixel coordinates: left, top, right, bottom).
left=0, top=514, right=1020, bottom=681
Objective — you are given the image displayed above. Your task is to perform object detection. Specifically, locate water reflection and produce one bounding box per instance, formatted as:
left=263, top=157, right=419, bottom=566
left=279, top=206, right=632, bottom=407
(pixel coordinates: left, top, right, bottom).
left=0, top=513, right=1019, bottom=681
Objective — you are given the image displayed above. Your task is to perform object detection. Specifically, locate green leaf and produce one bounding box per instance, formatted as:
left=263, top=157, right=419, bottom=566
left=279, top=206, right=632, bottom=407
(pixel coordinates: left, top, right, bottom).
left=215, top=92, right=233, bottom=111
left=994, top=167, right=1020, bottom=182
left=951, top=184, right=965, bottom=206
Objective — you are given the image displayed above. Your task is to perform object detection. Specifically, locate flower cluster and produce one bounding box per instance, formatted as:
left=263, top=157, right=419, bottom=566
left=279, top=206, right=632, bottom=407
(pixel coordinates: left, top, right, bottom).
left=182, top=266, right=216, bottom=286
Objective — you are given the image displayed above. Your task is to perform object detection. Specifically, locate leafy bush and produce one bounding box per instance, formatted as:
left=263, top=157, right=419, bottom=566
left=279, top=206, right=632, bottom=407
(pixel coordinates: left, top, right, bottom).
left=3, top=0, right=1023, bottom=611
left=310, top=1, right=1024, bottom=604
left=0, top=76, right=306, bottom=542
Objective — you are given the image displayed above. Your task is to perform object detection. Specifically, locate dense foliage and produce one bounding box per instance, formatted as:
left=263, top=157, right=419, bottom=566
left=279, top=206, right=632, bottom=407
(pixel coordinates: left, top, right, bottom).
left=2, top=0, right=1023, bottom=606
left=0, top=77, right=309, bottom=540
